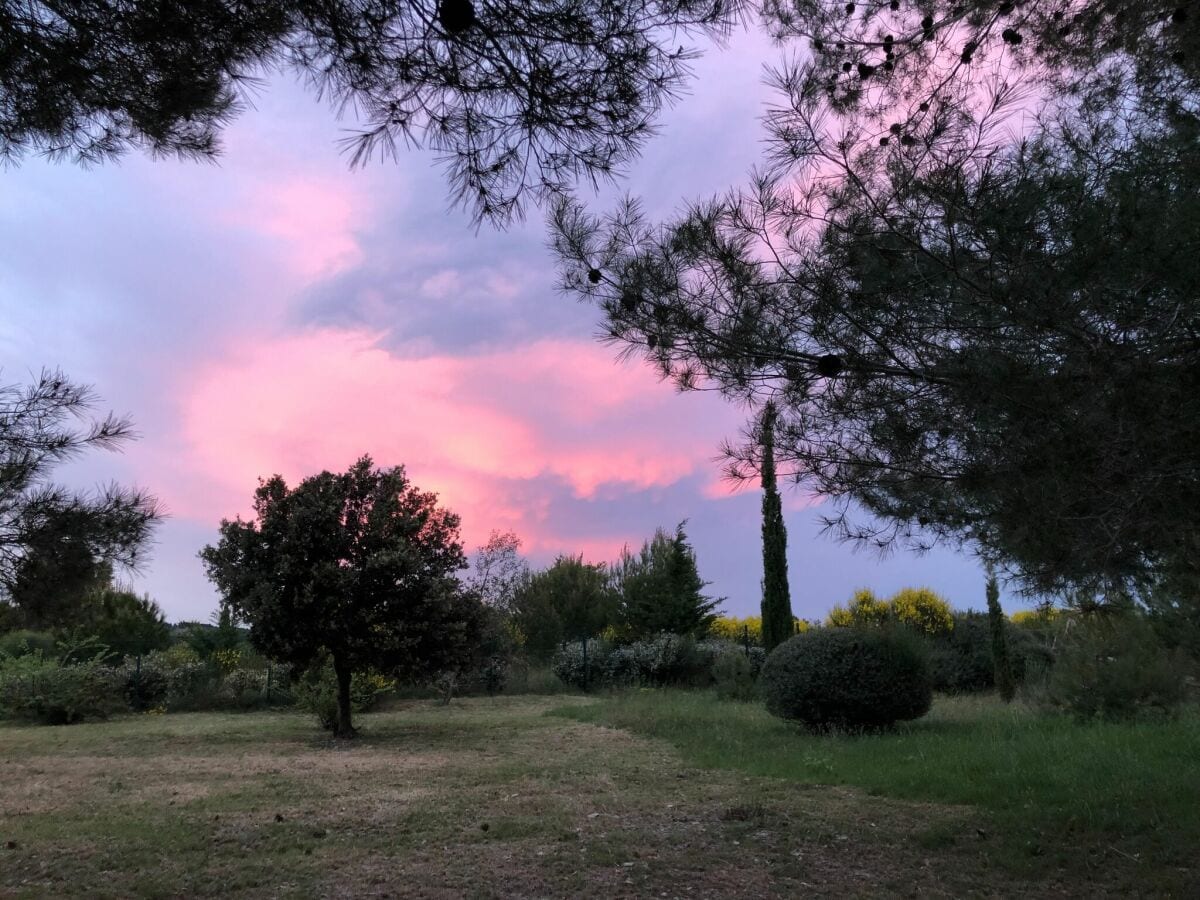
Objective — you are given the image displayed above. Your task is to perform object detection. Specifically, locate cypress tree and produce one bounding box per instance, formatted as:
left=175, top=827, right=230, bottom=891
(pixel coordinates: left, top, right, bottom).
left=986, top=569, right=1015, bottom=702
left=760, top=402, right=794, bottom=652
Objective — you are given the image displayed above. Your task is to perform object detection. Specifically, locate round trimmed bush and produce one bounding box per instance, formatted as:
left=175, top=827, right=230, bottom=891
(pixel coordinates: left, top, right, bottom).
left=762, top=627, right=932, bottom=731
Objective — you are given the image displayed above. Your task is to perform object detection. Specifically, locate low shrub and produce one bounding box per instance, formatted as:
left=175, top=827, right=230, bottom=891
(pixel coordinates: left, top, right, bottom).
left=0, top=650, right=123, bottom=724
left=293, top=662, right=394, bottom=730
left=712, top=649, right=758, bottom=701
left=0, top=630, right=58, bottom=660
left=1037, top=613, right=1186, bottom=721
left=762, top=627, right=932, bottom=732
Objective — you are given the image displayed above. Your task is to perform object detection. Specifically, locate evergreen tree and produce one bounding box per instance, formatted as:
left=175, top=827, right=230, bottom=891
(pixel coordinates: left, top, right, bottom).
left=759, top=403, right=793, bottom=652
left=1, top=0, right=745, bottom=224
left=986, top=570, right=1015, bottom=703
left=554, top=0, right=1200, bottom=597
left=614, top=522, right=719, bottom=640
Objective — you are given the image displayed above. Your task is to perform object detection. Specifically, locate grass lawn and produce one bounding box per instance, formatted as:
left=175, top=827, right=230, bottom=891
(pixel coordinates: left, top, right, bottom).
left=0, top=694, right=1195, bottom=897
left=559, top=691, right=1200, bottom=895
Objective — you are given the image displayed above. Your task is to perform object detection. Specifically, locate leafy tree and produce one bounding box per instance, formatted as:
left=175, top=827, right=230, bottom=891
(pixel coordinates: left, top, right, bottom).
left=985, top=571, right=1015, bottom=703
left=510, top=555, right=616, bottom=661
left=467, top=530, right=528, bottom=616
left=758, top=402, right=793, bottom=651
left=180, top=606, right=247, bottom=660
left=613, top=522, right=719, bottom=640
left=1, top=0, right=745, bottom=224
left=200, top=455, right=480, bottom=737
left=0, top=370, right=160, bottom=628
left=553, top=0, right=1200, bottom=597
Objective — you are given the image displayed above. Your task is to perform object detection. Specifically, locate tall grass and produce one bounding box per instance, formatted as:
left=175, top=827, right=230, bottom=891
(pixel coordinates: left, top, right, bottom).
left=556, top=691, right=1200, bottom=873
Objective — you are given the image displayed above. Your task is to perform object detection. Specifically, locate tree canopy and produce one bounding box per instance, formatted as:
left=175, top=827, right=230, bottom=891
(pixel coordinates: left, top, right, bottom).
left=510, top=554, right=616, bottom=660
left=554, top=0, right=1200, bottom=597
left=200, top=455, right=481, bottom=736
left=1, top=0, right=746, bottom=223
left=612, top=521, right=719, bottom=640
left=0, top=370, right=160, bottom=628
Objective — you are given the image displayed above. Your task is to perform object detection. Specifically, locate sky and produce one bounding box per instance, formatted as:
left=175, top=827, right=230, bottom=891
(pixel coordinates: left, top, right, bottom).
left=0, top=30, right=1015, bottom=623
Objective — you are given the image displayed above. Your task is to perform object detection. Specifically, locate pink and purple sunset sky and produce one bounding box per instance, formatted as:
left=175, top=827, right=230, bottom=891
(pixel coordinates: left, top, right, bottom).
left=0, top=31, right=1009, bottom=622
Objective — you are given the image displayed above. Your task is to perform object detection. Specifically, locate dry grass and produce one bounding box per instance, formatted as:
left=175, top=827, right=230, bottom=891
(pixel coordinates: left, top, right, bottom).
left=0, top=696, right=1091, bottom=898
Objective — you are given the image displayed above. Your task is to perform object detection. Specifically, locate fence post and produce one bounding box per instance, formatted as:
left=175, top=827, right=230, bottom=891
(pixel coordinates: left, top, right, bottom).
left=266, top=664, right=272, bottom=703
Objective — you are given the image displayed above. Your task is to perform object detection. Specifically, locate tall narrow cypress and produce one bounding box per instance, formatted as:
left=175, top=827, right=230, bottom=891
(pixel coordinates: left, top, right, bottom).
left=760, top=402, right=794, bottom=652
left=986, top=569, right=1015, bottom=702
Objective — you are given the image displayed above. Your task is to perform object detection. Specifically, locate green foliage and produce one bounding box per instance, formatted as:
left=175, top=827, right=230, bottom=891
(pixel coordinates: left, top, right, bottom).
left=1038, top=613, right=1187, bottom=722
left=0, top=629, right=58, bottom=659
left=511, top=555, right=617, bottom=661
left=985, top=573, right=1015, bottom=702
left=551, top=635, right=757, bottom=691
left=612, top=522, right=719, bottom=640
left=82, top=588, right=171, bottom=662
left=200, top=455, right=480, bottom=737
left=927, top=613, right=996, bottom=694
left=712, top=649, right=758, bottom=702
left=762, top=628, right=932, bottom=732
left=0, top=644, right=121, bottom=724
left=293, top=661, right=393, bottom=732
left=759, top=403, right=794, bottom=652
left=180, top=607, right=247, bottom=660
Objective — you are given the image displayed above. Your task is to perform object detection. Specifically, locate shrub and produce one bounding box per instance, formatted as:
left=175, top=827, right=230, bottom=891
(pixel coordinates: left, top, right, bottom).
left=928, top=613, right=996, bottom=693
left=712, top=649, right=758, bottom=701
left=116, top=657, right=170, bottom=711
left=761, top=628, right=932, bottom=732
left=709, top=616, right=763, bottom=646
left=826, top=589, right=891, bottom=628
left=293, top=662, right=394, bottom=731
left=890, top=588, right=954, bottom=636
left=0, top=629, right=58, bottom=659
left=1038, top=613, right=1186, bottom=721
left=0, top=650, right=123, bottom=724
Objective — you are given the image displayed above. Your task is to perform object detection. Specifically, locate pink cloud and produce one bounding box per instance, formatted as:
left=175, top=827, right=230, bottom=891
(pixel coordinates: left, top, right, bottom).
left=222, top=177, right=366, bottom=281
left=153, top=328, right=745, bottom=555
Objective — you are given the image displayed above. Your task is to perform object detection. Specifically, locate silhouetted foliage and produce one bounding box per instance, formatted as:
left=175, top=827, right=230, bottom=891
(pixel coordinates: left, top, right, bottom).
left=612, top=522, right=719, bottom=640
left=554, top=0, right=1200, bottom=597
left=758, top=403, right=793, bottom=652
left=1, top=0, right=746, bottom=224
left=467, top=530, right=528, bottom=616
left=200, top=455, right=481, bottom=737
left=0, top=370, right=160, bottom=628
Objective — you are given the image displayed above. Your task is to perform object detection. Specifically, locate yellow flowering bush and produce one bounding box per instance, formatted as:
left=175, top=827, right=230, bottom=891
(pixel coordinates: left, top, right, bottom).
left=889, top=588, right=954, bottom=636
left=710, top=616, right=763, bottom=645
left=826, top=589, right=891, bottom=628
left=1011, top=607, right=1061, bottom=628
left=211, top=647, right=243, bottom=674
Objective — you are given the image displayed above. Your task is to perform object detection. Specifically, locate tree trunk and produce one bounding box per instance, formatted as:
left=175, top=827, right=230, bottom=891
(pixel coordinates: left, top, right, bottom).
left=332, top=656, right=356, bottom=738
